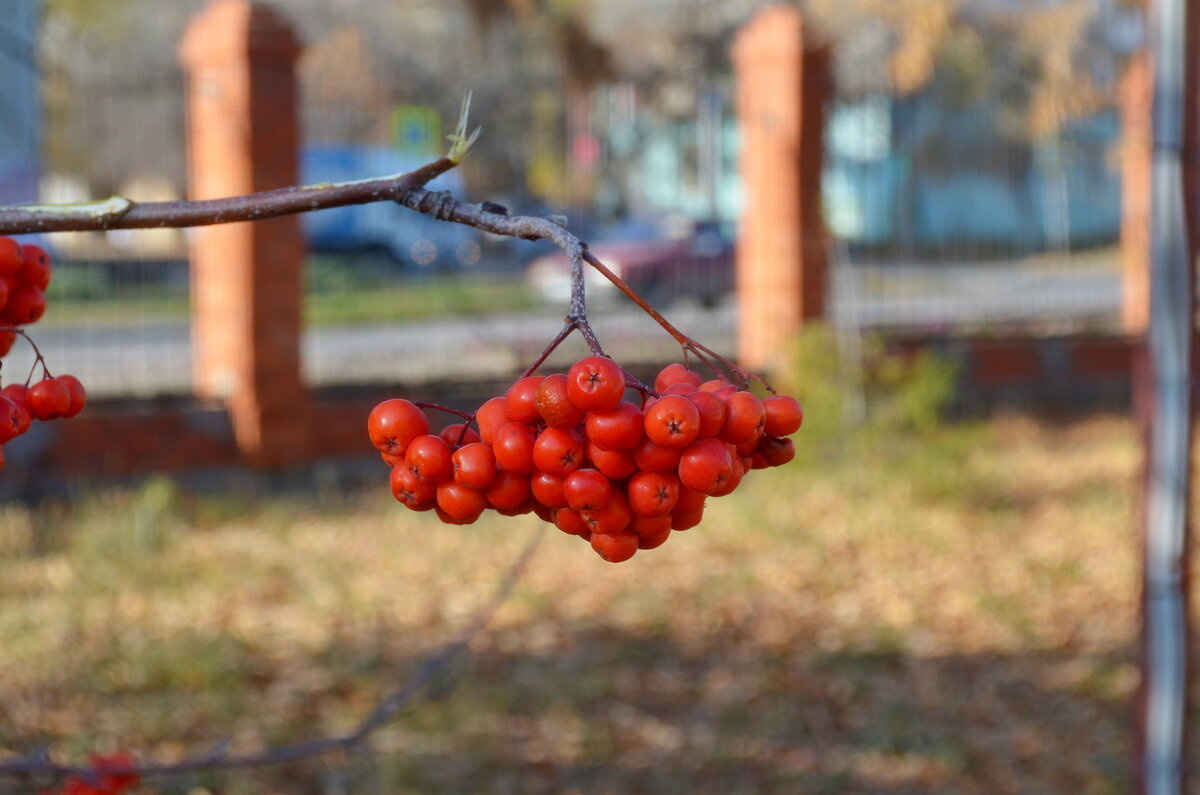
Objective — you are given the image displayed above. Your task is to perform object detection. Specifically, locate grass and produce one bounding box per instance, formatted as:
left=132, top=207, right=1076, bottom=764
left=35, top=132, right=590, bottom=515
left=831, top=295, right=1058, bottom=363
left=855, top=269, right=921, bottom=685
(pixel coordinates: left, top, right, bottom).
left=0, top=411, right=1158, bottom=794
left=41, top=262, right=537, bottom=329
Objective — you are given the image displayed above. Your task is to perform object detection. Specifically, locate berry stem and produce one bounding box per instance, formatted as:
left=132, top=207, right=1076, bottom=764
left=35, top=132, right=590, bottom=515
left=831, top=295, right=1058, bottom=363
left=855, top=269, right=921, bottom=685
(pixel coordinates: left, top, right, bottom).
left=0, top=326, right=51, bottom=386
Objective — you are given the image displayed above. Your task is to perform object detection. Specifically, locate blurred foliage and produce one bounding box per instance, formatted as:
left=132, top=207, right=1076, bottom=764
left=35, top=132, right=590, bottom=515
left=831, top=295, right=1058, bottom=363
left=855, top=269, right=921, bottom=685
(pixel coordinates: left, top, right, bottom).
left=774, top=323, right=958, bottom=449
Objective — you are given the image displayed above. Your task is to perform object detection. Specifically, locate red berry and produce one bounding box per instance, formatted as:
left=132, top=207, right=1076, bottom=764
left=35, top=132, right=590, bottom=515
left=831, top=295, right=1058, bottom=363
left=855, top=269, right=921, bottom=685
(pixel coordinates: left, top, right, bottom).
left=1, top=285, right=45, bottom=325
left=633, top=437, right=683, bottom=473
left=493, top=422, right=537, bottom=474
left=505, top=375, right=545, bottom=424
left=439, top=423, right=481, bottom=449
left=436, top=481, right=488, bottom=524
left=581, top=489, right=633, bottom=535
left=391, top=464, right=436, bottom=510
left=585, top=401, right=643, bottom=451
left=0, top=238, right=20, bottom=278
left=630, top=513, right=672, bottom=538
left=762, top=395, right=803, bottom=437
left=671, top=508, right=705, bottom=531
left=55, top=374, right=87, bottom=418
left=591, top=529, right=638, bottom=562
left=368, top=399, right=429, bottom=457
left=566, top=356, right=625, bottom=411
left=554, top=507, right=589, bottom=536
left=654, top=362, right=704, bottom=393
left=535, top=373, right=586, bottom=428
left=758, top=436, right=796, bottom=467
left=0, top=385, right=30, bottom=436
left=405, top=434, right=453, bottom=484
left=637, top=527, right=671, bottom=550
left=0, top=396, right=21, bottom=443
left=719, top=391, right=766, bottom=445
left=644, top=395, right=701, bottom=448
left=627, top=470, right=680, bottom=517
left=563, top=468, right=611, bottom=511
left=586, top=442, right=638, bottom=480
left=0, top=329, right=14, bottom=357
left=452, top=442, right=498, bottom=490
left=677, top=438, right=735, bottom=495
left=19, top=244, right=51, bottom=290
left=486, top=471, right=532, bottom=511
left=531, top=471, right=568, bottom=509
left=27, top=378, right=70, bottom=421
left=475, top=396, right=512, bottom=443
left=686, top=390, right=726, bottom=439
left=532, top=426, right=584, bottom=477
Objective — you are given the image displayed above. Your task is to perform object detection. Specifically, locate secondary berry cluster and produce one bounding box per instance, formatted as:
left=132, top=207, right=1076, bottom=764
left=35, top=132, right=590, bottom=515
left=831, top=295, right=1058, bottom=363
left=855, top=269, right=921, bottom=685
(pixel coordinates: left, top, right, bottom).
left=369, top=357, right=801, bottom=562
left=0, top=236, right=88, bottom=472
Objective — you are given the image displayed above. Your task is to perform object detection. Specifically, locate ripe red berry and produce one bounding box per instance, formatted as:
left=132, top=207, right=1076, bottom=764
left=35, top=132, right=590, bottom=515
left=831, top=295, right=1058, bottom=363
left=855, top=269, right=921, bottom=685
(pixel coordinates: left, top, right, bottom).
left=627, top=470, right=680, bottom=517
left=677, top=438, right=735, bottom=495
left=0, top=385, right=30, bottom=436
left=531, top=471, right=568, bottom=509
left=686, top=390, right=726, bottom=439
left=655, top=362, right=704, bottom=394
left=581, top=489, right=633, bottom=535
left=436, top=481, right=488, bottom=524
left=27, top=378, right=71, bottom=421
left=586, top=442, right=638, bottom=480
left=644, top=395, right=701, bottom=448
left=566, top=356, right=625, bottom=411
left=762, top=395, right=803, bottom=437
left=671, top=508, right=705, bottom=531
left=719, top=391, right=766, bottom=445
left=0, top=238, right=21, bottom=277
left=554, top=507, right=589, bottom=536
left=585, top=401, right=643, bottom=451
left=405, top=434, right=453, bottom=484
left=758, top=436, right=796, bottom=467
left=505, top=375, right=545, bottom=424
left=0, top=396, right=22, bottom=443
left=633, top=436, right=683, bottom=473
left=55, top=374, right=87, bottom=418
left=368, top=399, right=429, bottom=457
left=493, top=421, right=537, bottom=474
left=439, top=423, right=481, bottom=449
left=630, top=513, right=672, bottom=538
left=637, top=527, right=671, bottom=550
left=532, top=426, right=584, bottom=477
left=535, top=373, right=586, bottom=428
left=0, top=329, right=14, bottom=357
left=563, top=468, right=611, bottom=511
left=486, top=470, right=532, bottom=511
left=1, top=285, right=45, bottom=325
left=391, top=464, right=436, bottom=510
left=475, top=396, right=512, bottom=443
left=591, top=529, right=638, bottom=562
left=19, top=244, right=52, bottom=290
left=452, top=442, right=498, bottom=490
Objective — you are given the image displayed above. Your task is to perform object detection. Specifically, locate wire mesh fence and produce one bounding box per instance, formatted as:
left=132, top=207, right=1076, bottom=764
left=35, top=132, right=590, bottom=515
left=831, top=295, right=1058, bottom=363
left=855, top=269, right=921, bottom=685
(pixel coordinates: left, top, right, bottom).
left=6, top=0, right=1137, bottom=399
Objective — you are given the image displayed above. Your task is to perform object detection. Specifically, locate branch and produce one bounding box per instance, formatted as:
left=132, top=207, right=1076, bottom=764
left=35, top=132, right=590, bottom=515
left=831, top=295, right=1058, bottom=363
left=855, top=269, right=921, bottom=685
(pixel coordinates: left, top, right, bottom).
left=0, top=526, right=544, bottom=785
left=0, top=160, right=457, bottom=234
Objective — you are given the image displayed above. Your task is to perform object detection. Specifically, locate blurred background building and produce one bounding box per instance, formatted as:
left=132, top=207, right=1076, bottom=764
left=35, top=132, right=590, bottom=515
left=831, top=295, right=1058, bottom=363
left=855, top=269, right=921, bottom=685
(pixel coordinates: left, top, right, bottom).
left=0, top=0, right=1148, bottom=472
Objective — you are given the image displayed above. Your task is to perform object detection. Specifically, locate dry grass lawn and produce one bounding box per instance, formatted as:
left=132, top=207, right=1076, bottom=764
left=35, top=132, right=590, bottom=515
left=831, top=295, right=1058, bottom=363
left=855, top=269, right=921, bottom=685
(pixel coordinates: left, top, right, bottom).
left=0, top=413, right=1167, bottom=794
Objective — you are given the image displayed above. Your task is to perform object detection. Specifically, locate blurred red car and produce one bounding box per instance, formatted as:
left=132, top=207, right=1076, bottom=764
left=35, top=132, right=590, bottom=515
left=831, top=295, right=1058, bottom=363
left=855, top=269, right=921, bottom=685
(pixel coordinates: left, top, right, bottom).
left=525, top=217, right=734, bottom=308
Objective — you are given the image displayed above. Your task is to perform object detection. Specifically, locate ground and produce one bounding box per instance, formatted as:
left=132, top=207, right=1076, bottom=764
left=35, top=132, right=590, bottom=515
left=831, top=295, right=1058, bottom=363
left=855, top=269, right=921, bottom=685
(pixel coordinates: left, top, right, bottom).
left=0, top=413, right=1169, bottom=794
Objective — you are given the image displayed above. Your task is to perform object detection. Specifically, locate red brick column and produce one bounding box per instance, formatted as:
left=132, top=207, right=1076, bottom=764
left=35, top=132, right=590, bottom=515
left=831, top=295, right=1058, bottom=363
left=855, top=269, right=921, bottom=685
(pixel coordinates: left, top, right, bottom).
left=731, top=5, right=830, bottom=370
left=179, top=1, right=309, bottom=466
left=1120, top=50, right=1152, bottom=335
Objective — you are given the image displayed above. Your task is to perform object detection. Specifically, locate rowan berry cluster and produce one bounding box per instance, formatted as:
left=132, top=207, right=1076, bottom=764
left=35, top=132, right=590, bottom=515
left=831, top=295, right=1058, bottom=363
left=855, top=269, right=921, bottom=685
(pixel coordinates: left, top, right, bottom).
left=0, top=236, right=88, bottom=473
left=369, top=357, right=801, bottom=562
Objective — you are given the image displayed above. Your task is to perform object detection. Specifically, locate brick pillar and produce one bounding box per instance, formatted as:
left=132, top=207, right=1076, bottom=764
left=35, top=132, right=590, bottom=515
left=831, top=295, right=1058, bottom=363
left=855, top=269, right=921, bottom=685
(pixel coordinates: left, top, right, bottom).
left=179, top=1, right=309, bottom=467
left=731, top=5, right=830, bottom=370
left=1121, top=50, right=1152, bottom=335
